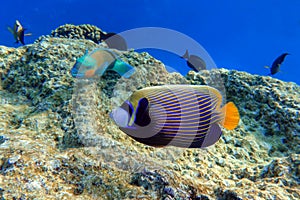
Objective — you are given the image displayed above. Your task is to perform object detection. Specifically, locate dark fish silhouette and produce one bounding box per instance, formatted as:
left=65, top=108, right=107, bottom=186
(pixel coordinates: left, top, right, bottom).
left=266, top=53, right=290, bottom=75
left=110, top=85, right=240, bottom=148
left=7, top=20, right=32, bottom=45
left=100, top=32, right=127, bottom=51
left=181, top=49, right=206, bottom=71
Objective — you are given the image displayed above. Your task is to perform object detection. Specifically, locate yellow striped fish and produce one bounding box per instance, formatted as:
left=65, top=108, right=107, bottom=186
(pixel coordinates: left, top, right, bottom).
left=110, top=85, right=240, bottom=148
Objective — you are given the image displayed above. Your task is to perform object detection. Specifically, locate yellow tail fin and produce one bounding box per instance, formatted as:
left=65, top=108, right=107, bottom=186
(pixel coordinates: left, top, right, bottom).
left=221, top=102, right=240, bottom=130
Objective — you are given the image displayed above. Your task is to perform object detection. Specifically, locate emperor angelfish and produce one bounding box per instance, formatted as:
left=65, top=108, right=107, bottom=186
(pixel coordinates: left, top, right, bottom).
left=110, top=85, right=240, bottom=148
left=71, top=48, right=135, bottom=78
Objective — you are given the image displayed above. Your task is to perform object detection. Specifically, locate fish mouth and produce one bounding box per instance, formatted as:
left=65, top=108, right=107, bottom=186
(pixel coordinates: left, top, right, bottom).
left=71, top=73, right=85, bottom=78
left=70, top=67, right=85, bottom=78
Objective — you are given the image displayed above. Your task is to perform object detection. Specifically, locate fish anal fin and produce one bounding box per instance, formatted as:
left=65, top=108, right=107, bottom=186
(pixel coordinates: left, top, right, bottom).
left=221, top=102, right=240, bottom=130
left=200, top=123, right=222, bottom=148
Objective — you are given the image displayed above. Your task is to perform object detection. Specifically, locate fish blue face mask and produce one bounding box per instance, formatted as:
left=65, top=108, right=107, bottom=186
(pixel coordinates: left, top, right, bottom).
left=110, top=100, right=134, bottom=128
left=110, top=107, right=130, bottom=128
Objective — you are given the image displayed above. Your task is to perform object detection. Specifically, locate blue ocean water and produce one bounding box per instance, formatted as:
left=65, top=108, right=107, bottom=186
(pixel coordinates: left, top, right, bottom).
left=1, top=0, right=299, bottom=84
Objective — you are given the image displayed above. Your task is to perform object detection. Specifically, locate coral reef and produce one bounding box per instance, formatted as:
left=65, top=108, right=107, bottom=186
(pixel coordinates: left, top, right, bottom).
left=0, top=24, right=299, bottom=199
left=51, top=24, right=105, bottom=44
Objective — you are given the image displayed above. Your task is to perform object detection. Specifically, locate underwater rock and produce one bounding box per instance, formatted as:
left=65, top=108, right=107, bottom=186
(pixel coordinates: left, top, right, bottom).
left=0, top=24, right=299, bottom=199
left=51, top=24, right=104, bottom=44
left=0, top=136, right=7, bottom=145
left=130, top=169, right=169, bottom=195
left=187, top=70, right=300, bottom=156
left=214, top=188, right=242, bottom=200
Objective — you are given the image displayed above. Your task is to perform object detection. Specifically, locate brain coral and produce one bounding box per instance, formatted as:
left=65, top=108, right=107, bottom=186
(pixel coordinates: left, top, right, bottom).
left=51, top=24, right=106, bottom=44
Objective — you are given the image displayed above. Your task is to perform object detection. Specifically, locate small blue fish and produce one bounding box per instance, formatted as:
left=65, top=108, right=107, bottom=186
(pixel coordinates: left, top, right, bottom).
left=110, top=85, right=240, bottom=148
left=266, top=53, right=290, bottom=75
left=71, top=48, right=135, bottom=78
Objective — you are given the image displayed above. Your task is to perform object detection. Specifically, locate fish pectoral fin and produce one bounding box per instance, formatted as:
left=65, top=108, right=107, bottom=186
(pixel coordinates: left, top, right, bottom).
left=221, top=102, right=240, bottom=130
left=84, top=69, right=96, bottom=78
left=94, top=61, right=110, bottom=76
left=7, top=26, right=14, bottom=34
left=264, top=66, right=269, bottom=69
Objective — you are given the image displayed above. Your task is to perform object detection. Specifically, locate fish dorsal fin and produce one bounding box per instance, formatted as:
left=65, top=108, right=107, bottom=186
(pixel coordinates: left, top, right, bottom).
left=181, top=49, right=189, bottom=59
left=221, top=102, right=240, bottom=130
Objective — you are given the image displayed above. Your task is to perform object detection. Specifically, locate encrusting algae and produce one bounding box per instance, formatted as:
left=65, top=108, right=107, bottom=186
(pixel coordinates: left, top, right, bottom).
left=0, top=24, right=299, bottom=200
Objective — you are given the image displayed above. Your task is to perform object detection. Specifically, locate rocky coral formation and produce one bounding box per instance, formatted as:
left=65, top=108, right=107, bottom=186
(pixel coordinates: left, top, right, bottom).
left=0, top=24, right=299, bottom=199
left=51, top=24, right=105, bottom=44
left=187, top=70, right=300, bottom=156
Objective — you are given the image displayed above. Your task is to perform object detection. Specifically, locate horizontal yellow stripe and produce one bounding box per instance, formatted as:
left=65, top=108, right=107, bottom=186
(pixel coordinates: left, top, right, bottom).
left=150, top=93, right=214, bottom=107
left=161, top=130, right=208, bottom=136
left=159, top=135, right=206, bottom=143
left=150, top=104, right=216, bottom=118
left=150, top=90, right=216, bottom=103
